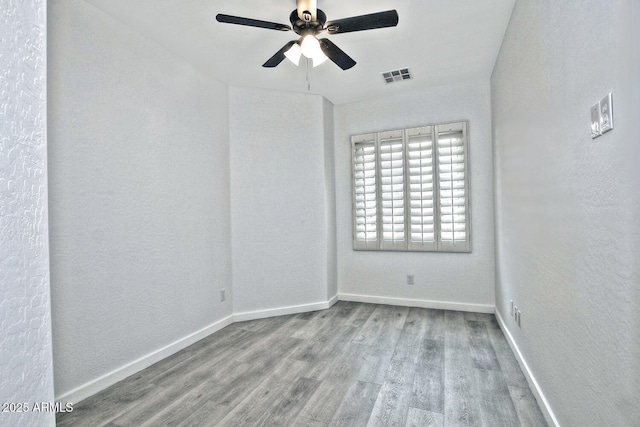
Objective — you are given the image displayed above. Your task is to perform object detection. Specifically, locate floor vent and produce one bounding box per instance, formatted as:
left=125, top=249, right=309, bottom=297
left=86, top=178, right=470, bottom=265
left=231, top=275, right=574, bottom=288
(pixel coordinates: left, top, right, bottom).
left=382, top=68, right=412, bottom=84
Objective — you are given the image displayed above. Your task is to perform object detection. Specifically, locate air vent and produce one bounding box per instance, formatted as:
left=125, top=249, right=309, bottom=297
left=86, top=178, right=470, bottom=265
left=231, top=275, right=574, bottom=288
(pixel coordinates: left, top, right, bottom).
left=382, top=68, right=412, bottom=84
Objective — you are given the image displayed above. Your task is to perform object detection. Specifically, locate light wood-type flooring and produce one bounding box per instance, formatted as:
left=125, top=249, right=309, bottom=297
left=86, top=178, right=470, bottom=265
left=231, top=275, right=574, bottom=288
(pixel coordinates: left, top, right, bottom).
left=57, top=301, right=547, bottom=426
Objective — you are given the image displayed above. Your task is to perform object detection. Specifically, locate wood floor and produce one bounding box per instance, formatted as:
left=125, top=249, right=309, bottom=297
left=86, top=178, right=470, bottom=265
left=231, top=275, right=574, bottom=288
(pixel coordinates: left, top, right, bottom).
left=57, top=302, right=547, bottom=426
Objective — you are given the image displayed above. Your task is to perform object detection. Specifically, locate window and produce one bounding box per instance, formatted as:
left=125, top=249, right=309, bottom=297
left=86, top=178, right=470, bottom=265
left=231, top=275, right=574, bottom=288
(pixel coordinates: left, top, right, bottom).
left=352, top=121, right=470, bottom=252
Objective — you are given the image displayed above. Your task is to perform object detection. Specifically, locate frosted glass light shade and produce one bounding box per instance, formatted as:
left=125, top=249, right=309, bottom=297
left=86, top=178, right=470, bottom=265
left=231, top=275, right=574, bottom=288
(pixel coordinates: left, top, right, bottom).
left=300, top=35, right=328, bottom=67
left=312, top=54, right=328, bottom=67
left=301, top=34, right=321, bottom=58
left=284, top=43, right=302, bottom=66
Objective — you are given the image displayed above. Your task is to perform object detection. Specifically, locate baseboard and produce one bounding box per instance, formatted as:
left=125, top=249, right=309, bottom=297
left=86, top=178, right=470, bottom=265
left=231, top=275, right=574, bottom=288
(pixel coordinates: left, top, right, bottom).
left=495, top=309, right=560, bottom=427
left=233, top=296, right=339, bottom=322
left=339, top=292, right=494, bottom=313
left=55, top=314, right=234, bottom=405
left=327, top=293, right=339, bottom=306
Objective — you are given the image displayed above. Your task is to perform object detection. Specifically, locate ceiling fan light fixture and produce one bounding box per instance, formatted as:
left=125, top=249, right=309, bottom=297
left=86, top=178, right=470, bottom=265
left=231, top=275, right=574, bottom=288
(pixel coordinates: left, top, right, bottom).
left=284, top=42, right=302, bottom=66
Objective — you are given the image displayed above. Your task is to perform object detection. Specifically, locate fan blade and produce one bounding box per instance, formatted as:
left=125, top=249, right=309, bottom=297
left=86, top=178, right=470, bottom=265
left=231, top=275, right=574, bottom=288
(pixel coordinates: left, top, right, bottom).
left=263, top=41, right=298, bottom=68
left=297, top=0, right=317, bottom=22
left=324, top=10, right=399, bottom=34
left=319, top=39, right=356, bottom=70
left=216, top=14, right=291, bottom=31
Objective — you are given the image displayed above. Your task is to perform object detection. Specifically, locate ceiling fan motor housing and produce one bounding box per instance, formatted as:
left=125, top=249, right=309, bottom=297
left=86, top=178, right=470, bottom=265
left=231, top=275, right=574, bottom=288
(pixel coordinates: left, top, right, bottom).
left=289, top=9, right=326, bottom=35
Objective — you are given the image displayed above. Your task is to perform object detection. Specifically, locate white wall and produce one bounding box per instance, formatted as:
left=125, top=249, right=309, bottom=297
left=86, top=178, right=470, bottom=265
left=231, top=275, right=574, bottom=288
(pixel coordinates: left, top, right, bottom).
left=334, top=80, right=495, bottom=311
left=491, top=0, right=640, bottom=425
left=48, top=0, right=232, bottom=401
left=0, top=1, right=55, bottom=425
left=324, top=98, right=338, bottom=300
left=229, top=87, right=337, bottom=317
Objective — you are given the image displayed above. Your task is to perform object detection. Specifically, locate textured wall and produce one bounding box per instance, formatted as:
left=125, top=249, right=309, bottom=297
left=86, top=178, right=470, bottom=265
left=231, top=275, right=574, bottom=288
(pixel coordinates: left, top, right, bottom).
left=491, top=0, right=640, bottom=425
left=334, top=80, right=495, bottom=309
left=0, top=0, right=56, bottom=426
left=323, top=98, right=338, bottom=300
left=229, top=87, right=334, bottom=315
left=48, top=0, right=231, bottom=399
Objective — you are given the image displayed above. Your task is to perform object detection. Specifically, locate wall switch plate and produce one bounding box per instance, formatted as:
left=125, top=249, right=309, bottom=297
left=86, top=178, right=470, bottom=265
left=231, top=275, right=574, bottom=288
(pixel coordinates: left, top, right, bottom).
left=600, top=93, right=613, bottom=134
left=591, top=93, right=614, bottom=138
left=407, top=274, right=415, bottom=285
left=591, top=102, right=602, bottom=138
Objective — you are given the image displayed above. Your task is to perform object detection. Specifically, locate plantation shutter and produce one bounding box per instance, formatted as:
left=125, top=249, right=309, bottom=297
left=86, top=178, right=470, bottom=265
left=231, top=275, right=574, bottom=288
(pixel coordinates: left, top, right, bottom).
left=351, top=121, right=470, bottom=252
left=352, top=134, right=378, bottom=250
left=436, top=122, right=470, bottom=252
left=379, top=130, right=405, bottom=250
left=406, top=126, right=437, bottom=251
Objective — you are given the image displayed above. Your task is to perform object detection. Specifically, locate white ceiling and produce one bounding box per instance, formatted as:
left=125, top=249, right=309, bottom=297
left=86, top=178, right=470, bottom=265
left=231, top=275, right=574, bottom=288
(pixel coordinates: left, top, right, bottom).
left=84, top=0, right=516, bottom=105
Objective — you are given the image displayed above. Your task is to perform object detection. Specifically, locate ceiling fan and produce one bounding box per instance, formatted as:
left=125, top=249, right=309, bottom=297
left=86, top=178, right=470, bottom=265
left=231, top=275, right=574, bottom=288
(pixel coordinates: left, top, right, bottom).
left=216, top=0, right=399, bottom=70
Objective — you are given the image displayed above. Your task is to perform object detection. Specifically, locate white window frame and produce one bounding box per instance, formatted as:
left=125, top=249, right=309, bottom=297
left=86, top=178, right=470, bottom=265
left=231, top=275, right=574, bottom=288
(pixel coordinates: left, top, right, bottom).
left=351, top=121, right=471, bottom=252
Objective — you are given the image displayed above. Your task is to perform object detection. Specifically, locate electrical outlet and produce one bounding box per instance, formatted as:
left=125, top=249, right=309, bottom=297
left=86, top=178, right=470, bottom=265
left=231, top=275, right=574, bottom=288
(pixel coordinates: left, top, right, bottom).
left=511, top=300, right=522, bottom=327
left=220, top=289, right=226, bottom=302
left=407, top=274, right=415, bottom=285
left=514, top=307, right=522, bottom=327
